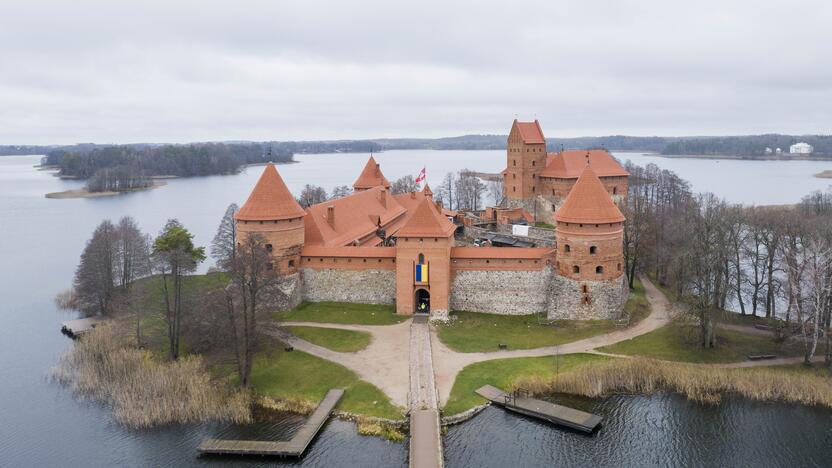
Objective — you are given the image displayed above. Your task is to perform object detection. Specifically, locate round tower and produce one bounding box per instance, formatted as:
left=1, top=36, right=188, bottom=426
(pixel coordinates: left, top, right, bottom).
left=551, top=164, right=626, bottom=319
left=236, top=164, right=306, bottom=274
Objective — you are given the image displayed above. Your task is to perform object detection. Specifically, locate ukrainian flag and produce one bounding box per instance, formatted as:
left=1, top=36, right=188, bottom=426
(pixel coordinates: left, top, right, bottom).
left=415, top=263, right=429, bottom=283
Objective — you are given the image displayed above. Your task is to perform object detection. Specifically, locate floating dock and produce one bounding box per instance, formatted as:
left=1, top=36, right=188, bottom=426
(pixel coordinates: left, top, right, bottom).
left=61, top=317, right=107, bottom=337
left=198, top=388, right=344, bottom=457
left=475, top=385, right=602, bottom=433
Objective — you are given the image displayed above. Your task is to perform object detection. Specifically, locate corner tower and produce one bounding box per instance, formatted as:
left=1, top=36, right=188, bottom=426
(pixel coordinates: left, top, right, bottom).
left=504, top=119, right=547, bottom=204
left=549, top=164, right=627, bottom=320
left=236, top=164, right=306, bottom=274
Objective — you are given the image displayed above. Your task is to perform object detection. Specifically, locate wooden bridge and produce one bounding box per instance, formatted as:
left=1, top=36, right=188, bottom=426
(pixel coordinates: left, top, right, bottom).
left=475, top=385, right=602, bottom=433
left=198, top=388, right=344, bottom=457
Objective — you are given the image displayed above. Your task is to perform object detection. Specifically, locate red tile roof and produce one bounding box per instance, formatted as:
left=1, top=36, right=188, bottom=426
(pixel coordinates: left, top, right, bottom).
left=451, top=247, right=555, bottom=259
left=301, top=246, right=396, bottom=258
left=353, top=155, right=391, bottom=190
left=395, top=197, right=456, bottom=238
left=555, top=165, right=625, bottom=224
left=304, top=186, right=406, bottom=247
left=513, top=119, right=546, bottom=144
left=422, top=183, right=433, bottom=197
left=540, top=150, right=629, bottom=178
left=236, top=164, right=306, bottom=221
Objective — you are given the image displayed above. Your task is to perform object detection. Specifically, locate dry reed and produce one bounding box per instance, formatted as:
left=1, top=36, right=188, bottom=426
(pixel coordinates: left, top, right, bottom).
left=256, top=395, right=316, bottom=415
left=52, top=322, right=251, bottom=428
left=515, top=358, right=832, bottom=408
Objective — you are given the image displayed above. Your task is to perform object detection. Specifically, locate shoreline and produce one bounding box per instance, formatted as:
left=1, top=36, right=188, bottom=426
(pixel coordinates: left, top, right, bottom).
left=45, top=181, right=167, bottom=199
left=656, top=153, right=832, bottom=162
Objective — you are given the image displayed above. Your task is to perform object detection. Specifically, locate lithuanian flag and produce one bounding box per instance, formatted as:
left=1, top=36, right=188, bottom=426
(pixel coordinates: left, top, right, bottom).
left=415, top=263, right=429, bottom=283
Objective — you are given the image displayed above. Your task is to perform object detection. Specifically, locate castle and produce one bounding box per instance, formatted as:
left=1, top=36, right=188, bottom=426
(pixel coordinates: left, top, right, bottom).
left=235, top=120, right=629, bottom=321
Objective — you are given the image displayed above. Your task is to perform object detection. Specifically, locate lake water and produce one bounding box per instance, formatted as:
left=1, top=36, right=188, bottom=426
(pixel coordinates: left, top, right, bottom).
left=1, top=152, right=830, bottom=467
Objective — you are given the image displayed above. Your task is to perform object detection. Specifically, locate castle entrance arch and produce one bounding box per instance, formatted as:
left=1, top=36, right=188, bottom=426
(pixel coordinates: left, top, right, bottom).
left=415, top=288, right=430, bottom=315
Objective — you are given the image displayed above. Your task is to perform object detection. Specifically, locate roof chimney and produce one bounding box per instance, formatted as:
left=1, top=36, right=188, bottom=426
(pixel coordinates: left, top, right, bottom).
left=326, top=205, right=335, bottom=229
left=410, top=191, right=416, bottom=199
left=375, top=163, right=380, bottom=177
left=379, top=188, right=387, bottom=208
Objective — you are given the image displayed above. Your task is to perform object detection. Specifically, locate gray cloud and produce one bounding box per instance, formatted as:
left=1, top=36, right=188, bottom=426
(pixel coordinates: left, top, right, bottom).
left=1, top=0, right=830, bottom=144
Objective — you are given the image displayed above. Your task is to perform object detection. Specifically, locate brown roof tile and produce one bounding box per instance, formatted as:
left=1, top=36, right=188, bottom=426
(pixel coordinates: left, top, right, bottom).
left=304, top=186, right=406, bottom=247
left=555, top=165, right=625, bottom=224
left=451, top=247, right=555, bottom=259
left=395, top=197, right=456, bottom=238
left=236, top=164, right=306, bottom=221
left=540, top=150, right=629, bottom=178
left=353, top=155, right=391, bottom=190
left=513, top=119, right=546, bottom=144
left=301, top=246, right=396, bottom=258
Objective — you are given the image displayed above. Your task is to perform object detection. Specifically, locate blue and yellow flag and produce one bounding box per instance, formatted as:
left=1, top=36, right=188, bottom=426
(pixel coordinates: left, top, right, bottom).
left=415, top=263, right=429, bottom=283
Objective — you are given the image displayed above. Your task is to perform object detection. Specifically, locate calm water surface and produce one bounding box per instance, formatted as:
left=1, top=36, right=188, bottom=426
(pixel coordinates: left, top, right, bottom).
left=1, top=152, right=830, bottom=467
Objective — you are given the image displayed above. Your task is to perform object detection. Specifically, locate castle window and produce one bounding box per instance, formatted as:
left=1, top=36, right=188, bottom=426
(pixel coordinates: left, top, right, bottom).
left=513, top=174, right=516, bottom=179
left=378, top=259, right=382, bottom=263
left=596, top=266, right=604, bottom=274
left=513, top=160, right=516, bottom=166
left=319, top=258, right=323, bottom=262
left=582, top=285, right=588, bottom=293
left=265, top=243, right=273, bottom=252
left=617, top=263, right=622, bottom=271
left=564, top=244, right=571, bottom=253
left=259, top=221, right=263, bottom=224
left=513, top=187, right=516, bottom=192
left=288, top=260, right=295, bottom=267
left=552, top=189, right=555, bottom=196
left=306, top=258, right=310, bottom=262
left=573, top=265, right=580, bottom=274
left=418, top=253, right=425, bottom=264
left=363, top=259, right=367, bottom=262
left=589, top=246, right=597, bottom=255
left=532, top=161, right=535, bottom=166
left=532, top=186, right=535, bottom=192
left=613, top=187, right=618, bottom=195
left=266, top=262, right=273, bottom=270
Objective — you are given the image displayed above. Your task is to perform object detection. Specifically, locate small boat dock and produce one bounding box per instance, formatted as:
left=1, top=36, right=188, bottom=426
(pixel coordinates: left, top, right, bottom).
left=61, top=317, right=107, bottom=337
left=475, top=385, right=602, bottom=433
left=198, top=388, right=344, bottom=457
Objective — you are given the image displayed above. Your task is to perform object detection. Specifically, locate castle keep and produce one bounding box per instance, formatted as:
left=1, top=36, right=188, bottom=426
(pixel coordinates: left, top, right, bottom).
left=236, top=120, right=629, bottom=320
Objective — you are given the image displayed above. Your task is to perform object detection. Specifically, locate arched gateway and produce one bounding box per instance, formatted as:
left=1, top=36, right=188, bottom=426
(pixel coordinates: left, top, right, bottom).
left=415, top=288, right=430, bottom=314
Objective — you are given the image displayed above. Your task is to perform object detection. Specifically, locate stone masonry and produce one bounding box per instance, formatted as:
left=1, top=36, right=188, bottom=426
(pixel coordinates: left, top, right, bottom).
left=546, top=274, right=629, bottom=320
left=300, top=268, right=396, bottom=304
left=450, top=267, right=552, bottom=315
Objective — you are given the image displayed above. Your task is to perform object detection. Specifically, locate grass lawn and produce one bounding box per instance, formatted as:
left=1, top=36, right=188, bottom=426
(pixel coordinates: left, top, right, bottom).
left=599, top=324, right=803, bottom=363
left=275, top=301, right=408, bottom=325
left=436, top=311, right=615, bottom=353
left=624, top=277, right=650, bottom=324
left=443, top=353, right=607, bottom=415
left=249, top=347, right=403, bottom=420
left=534, top=222, right=555, bottom=229
left=284, top=326, right=372, bottom=352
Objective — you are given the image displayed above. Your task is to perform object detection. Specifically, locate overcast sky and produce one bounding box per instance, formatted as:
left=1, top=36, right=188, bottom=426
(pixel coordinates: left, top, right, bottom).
left=1, top=1, right=830, bottom=144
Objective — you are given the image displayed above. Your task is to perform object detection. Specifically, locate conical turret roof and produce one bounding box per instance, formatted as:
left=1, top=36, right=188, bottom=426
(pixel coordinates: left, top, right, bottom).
left=236, top=164, right=306, bottom=221
left=396, top=197, right=455, bottom=238
left=555, top=165, right=625, bottom=224
left=353, top=156, right=391, bottom=190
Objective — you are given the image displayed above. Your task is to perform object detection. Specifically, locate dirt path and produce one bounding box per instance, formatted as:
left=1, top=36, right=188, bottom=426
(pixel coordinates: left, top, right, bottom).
left=431, top=274, right=673, bottom=403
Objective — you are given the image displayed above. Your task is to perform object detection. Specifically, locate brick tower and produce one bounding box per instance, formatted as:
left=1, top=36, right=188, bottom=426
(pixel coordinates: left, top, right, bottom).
left=235, top=164, right=306, bottom=274
left=504, top=119, right=547, bottom=204
left=549, top=164, right=627, bottom=319
left=394, top=197, right=456, bottom=319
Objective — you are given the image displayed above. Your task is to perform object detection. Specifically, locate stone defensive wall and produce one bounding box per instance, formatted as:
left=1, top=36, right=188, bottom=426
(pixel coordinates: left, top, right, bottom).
left=449, top=247, right=555, bottom=315
left=299, top=246, right=397, bottom=305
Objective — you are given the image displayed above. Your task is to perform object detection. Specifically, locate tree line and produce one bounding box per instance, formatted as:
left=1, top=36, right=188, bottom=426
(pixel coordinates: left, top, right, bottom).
left=623, top=161, right=831, bottom=366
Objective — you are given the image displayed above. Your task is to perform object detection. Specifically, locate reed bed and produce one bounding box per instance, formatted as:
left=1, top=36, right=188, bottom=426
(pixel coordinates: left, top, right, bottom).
left=256, top=395, right=316, bottom=415
left=53, top=323, right=251, bottom=428
left=515, top=358, right=832, bottom=408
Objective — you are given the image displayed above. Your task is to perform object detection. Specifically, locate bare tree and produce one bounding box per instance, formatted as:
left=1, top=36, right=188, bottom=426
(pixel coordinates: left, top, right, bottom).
left=74, top=220, right=118, bottom=316
left=115, top=217, right=152, bottom=345
left=390, top=175, right=419, bottom=194
left=225, top=233, right=278, bottom=388
left=487, top=178, right=504, bottom=206
left=152, top=219, right=206, bottom=360
left=330, top=185, right=353, bottom=199
left=211, top=203, right=239, bottom=270
left=297, top=184, right=327, bottom=208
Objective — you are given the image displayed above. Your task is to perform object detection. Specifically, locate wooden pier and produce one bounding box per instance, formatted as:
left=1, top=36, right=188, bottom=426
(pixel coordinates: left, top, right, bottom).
left=475, top=385, right=602, bottom=433
left=60, top=317, right=106, bottom=337
left=198, top=388, right=344, bottom=457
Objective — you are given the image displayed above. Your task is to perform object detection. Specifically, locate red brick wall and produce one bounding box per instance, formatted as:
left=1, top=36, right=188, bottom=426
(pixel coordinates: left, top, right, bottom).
left=555, top=221, right=624, bottom=281
left=237, top=216, right=305, bottom=274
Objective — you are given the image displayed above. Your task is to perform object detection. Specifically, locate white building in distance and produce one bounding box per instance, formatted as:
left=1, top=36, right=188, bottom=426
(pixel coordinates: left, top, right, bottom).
left=790, top=142, right=814, bottom=154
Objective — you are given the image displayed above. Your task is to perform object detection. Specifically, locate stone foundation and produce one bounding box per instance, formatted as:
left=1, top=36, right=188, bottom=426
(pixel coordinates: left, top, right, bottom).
left=260, top=272, right=304, bottom=312
left=300, top=268, right=396, bottom=304
left=546, top=274, right=628, bottom=320
left=449, top=267, right=552, bottom=315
